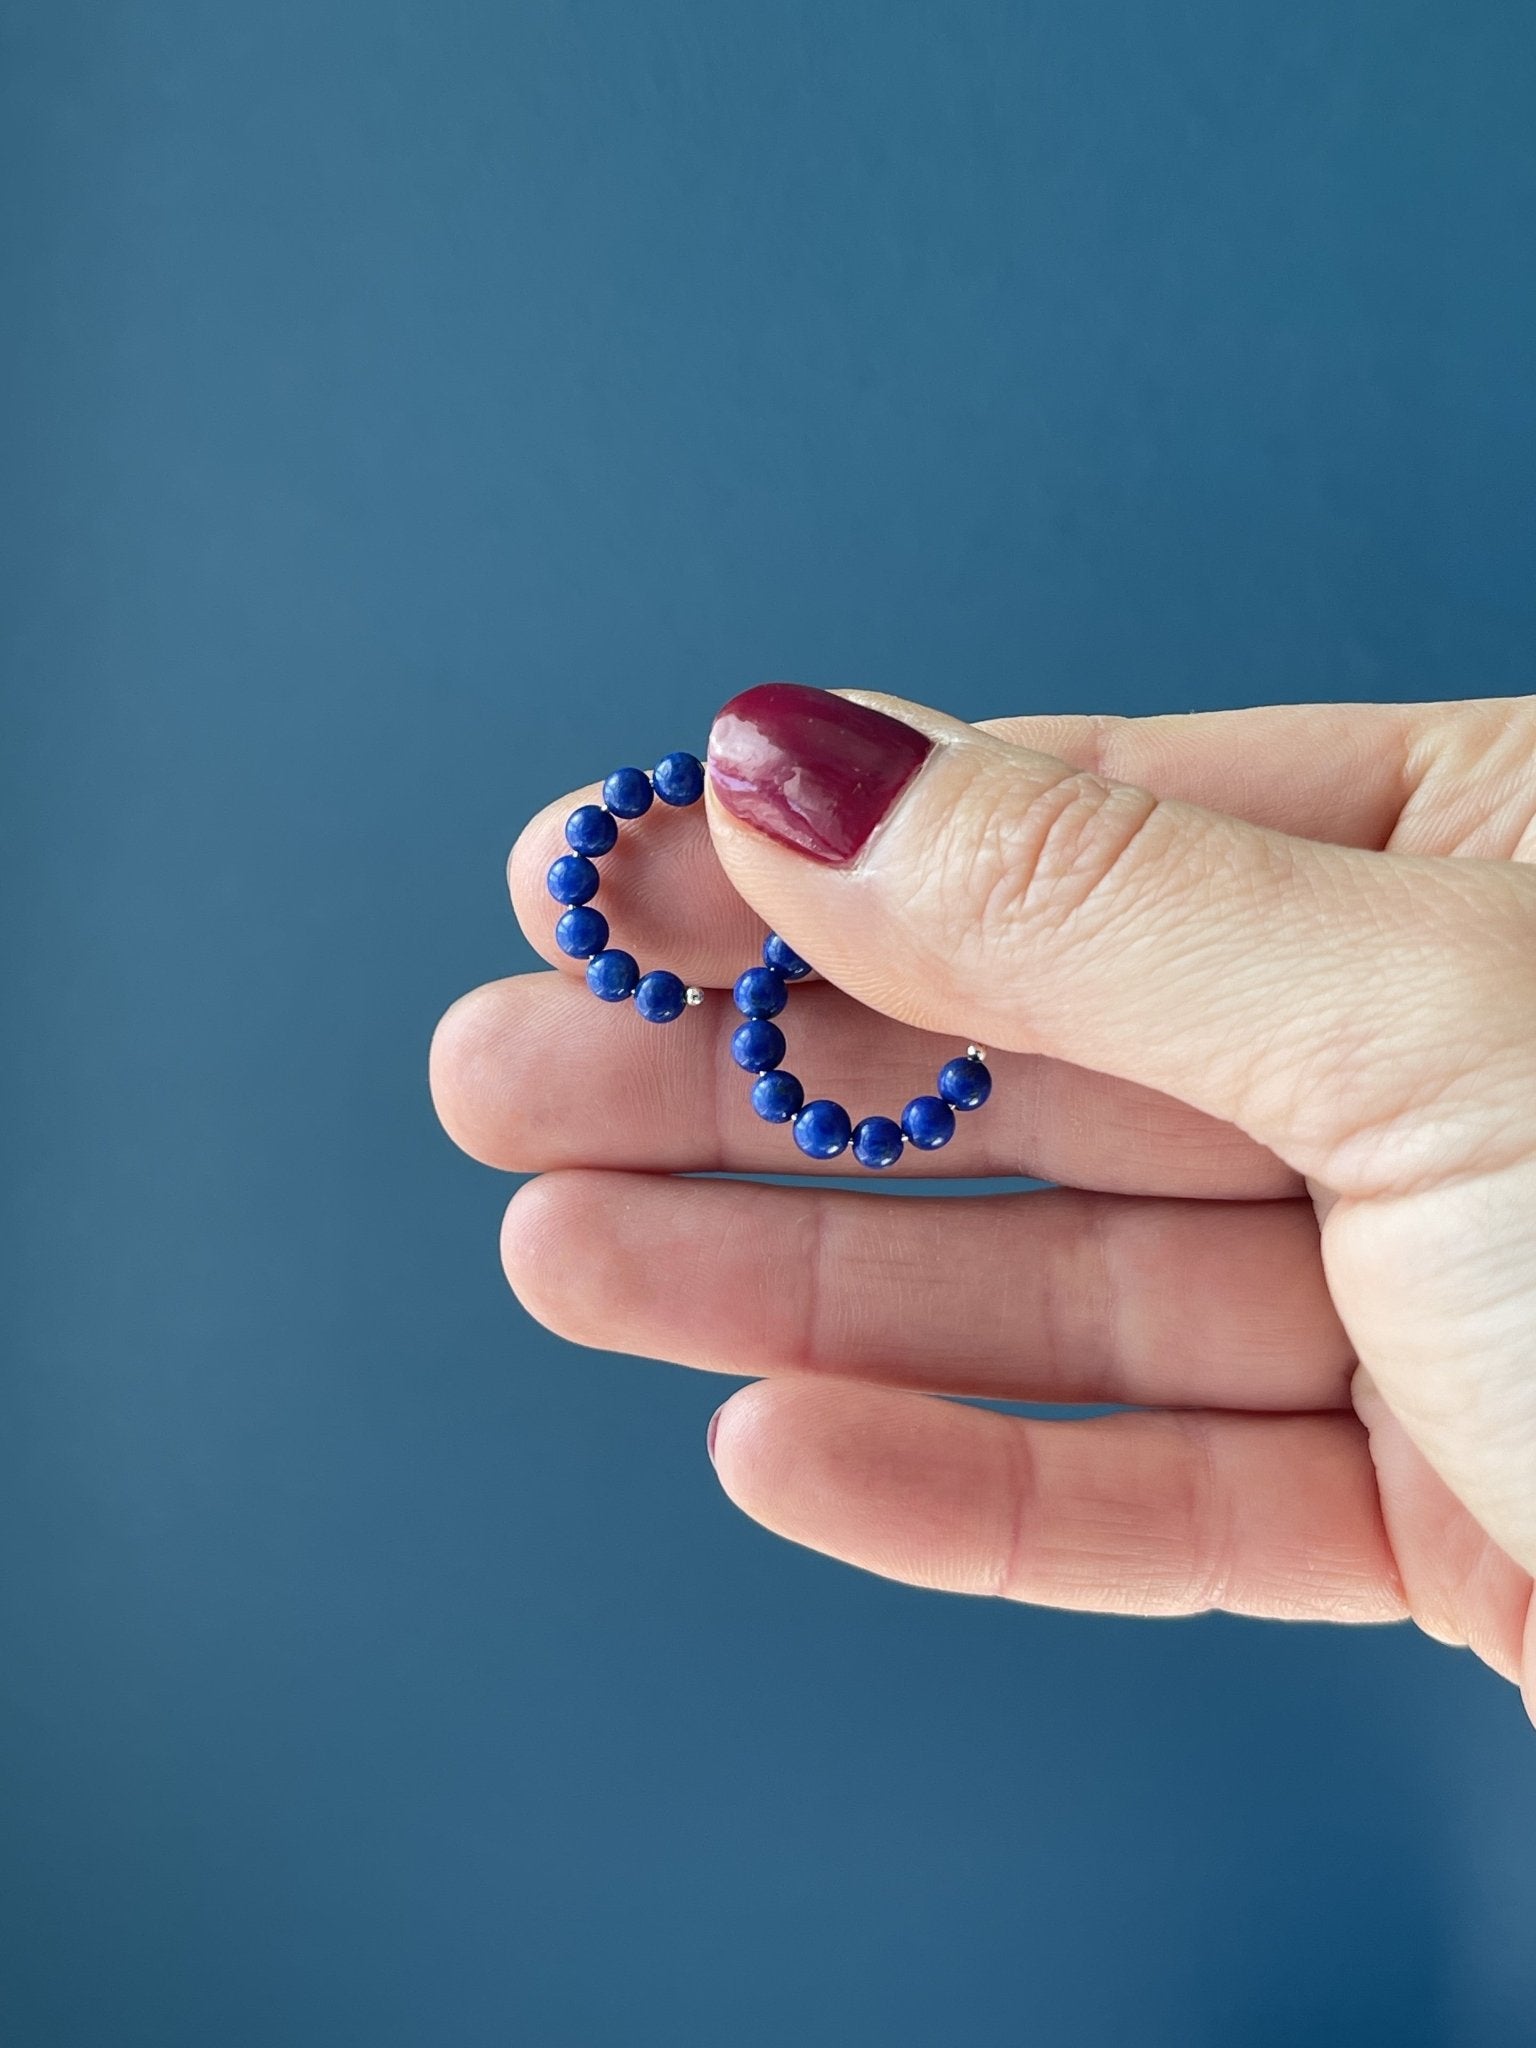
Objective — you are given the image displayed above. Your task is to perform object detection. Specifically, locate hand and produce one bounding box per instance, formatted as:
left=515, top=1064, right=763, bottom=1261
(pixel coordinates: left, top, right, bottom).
left=432, top=686, right=1536, bottom=1716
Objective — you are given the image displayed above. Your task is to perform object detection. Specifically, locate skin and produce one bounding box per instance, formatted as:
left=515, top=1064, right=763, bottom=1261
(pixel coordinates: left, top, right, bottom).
left=431, top=694, right=1536, bottom=1719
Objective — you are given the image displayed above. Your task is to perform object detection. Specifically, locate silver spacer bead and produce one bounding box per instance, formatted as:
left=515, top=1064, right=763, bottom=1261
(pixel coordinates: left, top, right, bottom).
left=967, top=1045, right=988, bottom=1062
left=684, top=986, right=705, bottom=1006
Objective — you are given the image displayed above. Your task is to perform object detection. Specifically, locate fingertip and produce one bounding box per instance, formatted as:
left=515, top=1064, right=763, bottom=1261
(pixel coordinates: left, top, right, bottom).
left=500, top=1173, right=595, bottom=1340
left=431, top=977, right=565, bottom=1171
left=500, top=1170, right=668, bottom=1351
left=499, top=1171, right=558, bottom=1300
left=430, top=983, right=513, bottom=1164
left=703, top=1380, right=1012, bottom=1594
left=705, top=1377, right=893, bottom=1505
left=703, top=1379, right=785, bottom=1501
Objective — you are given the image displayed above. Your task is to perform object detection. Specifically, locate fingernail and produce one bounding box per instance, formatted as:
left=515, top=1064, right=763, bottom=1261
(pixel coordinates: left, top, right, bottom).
left=706, top=1406, right=722, bottom=1463
left=707, top=683, right=934, bottom=865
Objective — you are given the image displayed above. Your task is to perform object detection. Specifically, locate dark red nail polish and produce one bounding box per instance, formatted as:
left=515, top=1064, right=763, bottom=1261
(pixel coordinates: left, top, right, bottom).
left=706, top=1406, right=722, bottom=1463
left=707, top=683, right=934, bottom=865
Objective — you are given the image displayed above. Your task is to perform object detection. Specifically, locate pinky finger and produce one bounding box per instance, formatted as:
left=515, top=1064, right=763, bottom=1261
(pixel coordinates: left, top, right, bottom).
left=709, top=1383, right=1406, bottom=1625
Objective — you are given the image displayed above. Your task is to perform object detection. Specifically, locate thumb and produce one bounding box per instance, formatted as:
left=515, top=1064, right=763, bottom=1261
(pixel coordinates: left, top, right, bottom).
left=704, top=684, right=1533, bottom=1189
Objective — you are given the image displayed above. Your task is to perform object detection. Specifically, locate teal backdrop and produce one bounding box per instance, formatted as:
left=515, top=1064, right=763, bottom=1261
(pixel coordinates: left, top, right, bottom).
left=4, top=5, right=1535, bottom=2043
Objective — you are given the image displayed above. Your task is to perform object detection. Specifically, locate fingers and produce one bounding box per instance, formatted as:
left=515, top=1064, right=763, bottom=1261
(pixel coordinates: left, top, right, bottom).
left=709, top=1380, right=1406, bottom=1624
left=704, top=685, right=1536, bottom=1189
left=431, top=971, right=1296, bottom=1197
left=502, top=1171, right=1351, bottom=1410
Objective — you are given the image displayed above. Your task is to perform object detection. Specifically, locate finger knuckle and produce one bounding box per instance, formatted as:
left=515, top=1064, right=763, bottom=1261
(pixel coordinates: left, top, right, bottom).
left=961, top=766, right=1169, bottom=944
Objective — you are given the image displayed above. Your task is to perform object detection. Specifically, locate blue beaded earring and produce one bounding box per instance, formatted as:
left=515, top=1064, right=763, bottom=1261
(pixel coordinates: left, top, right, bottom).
left=549, top=745, right=994, bottom=1169
left=547, top=750, right=709, bottom=1021
left=728, top=932, right=992, bottom=1170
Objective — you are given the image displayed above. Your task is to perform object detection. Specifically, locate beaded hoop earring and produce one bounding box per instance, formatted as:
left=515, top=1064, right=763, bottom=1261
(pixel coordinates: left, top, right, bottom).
left=546, top=750, right=710, bottom=1020
left=728, top=934, right=991, bottom=1170
left=547, top=747, right=993, bottom=1170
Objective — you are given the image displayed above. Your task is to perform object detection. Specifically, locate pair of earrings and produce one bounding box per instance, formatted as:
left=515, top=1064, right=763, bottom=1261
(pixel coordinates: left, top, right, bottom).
left=546, top=750, right=991, bottom=1171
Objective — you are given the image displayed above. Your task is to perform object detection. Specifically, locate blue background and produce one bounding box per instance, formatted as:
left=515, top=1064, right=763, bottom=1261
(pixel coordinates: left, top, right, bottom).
left=4, top=4, right=1536, bottom=2042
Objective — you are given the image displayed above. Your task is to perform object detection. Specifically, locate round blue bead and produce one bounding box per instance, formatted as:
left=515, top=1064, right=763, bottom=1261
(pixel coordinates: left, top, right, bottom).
left=652, top=751, right=705, bottom=806
left=763, top=932, right=812, bottom=980
left=547, top=853, right=600, bottom=905
left=602, top=766, right=654, bottom=819
left=937, top=1054, right=992, bottom=1111
left=635, top=969, right=687, bottom=1022
left=731, top=1019, right=786, bottom=1072
left=793, top=1098, right=852, bottom=1159
left=852, top=1115, right=904, bottom=1170
left=733, top=966, right=787, bottom=1019
left=752, top=1070, right=804, bottom=1122
left=565, top=803, right=619, bottom=857
left=555, top=905, right=609, bottom=958
left=586, top=949, right=639, bottom=1002
left=901, top=1094, right=956, bottom=1150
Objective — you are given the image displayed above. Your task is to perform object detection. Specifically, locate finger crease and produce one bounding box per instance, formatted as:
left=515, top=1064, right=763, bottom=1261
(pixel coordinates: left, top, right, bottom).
left=994, top=1421, right=1040, bottom=1602
left=795, top=1192, right=834, bottom=1376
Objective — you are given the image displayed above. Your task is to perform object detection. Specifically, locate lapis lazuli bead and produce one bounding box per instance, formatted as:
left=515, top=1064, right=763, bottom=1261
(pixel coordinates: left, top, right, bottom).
left=901, top=1094, right=956, bottom=1150
left=937, top=1054, right=992, bottom=1111
left=547, top=853, right=600, bottom=905
left=565, top=803, right=618, bottom=857
left=652, top=751, right=705, bottom=806
left=733, top=966, right=787, bottom=1019
left=852, top=1115, right=904, bottom=1170
left=752, top=1070, right=804, bottom=1122
left=635, top=969, right=687, bottom=1023
left=602, top=766, right=654, bottom=819
left=763, top=932, right=812, bottom=981
left=793, top=1098, right=852, bottom=1159
left=555, top=905, right=609, bottom=958
left=731, top=1019, right=786, bottom=1073
left=586, top=949, right=640, bottom=1002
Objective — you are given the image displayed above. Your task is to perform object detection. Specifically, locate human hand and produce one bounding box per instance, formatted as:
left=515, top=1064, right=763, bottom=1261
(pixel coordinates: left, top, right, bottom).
left=432, top=686, right=1536, bottom=1715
